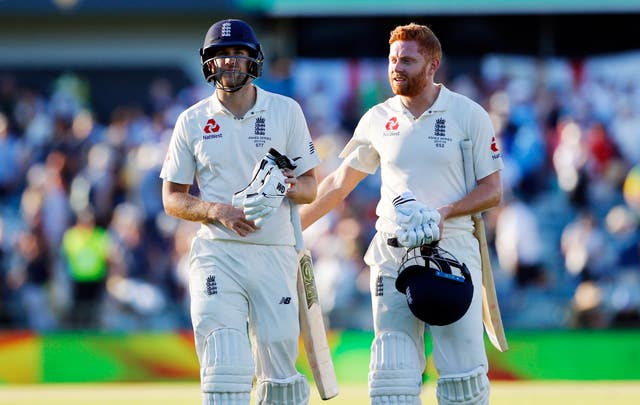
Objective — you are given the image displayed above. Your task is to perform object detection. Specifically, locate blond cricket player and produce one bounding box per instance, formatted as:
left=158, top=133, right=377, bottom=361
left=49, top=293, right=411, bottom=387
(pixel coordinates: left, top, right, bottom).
left=160, top=19, right=320, bottom=405
left=300, top=23, right=503, bottom=404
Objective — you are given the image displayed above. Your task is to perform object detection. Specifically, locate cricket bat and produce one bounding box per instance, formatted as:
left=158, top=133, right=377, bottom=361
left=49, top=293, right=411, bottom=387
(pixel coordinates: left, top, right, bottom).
left=461, top=139, right=509, bottom=352
left=290, top=203, right=339, bottom=399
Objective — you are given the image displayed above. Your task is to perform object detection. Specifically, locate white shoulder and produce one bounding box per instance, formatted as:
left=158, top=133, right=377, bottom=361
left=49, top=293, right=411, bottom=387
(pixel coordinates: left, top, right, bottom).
left=449, top=91, right=489, bottom=120
left=260, top=88, right=302, bottom=112
left=179, top=97, right=211, bottom=123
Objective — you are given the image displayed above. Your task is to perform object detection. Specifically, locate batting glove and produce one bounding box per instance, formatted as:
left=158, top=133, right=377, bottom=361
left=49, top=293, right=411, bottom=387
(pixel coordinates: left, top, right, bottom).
left=242, top=167, right=288, bottom=226
left=232, top=149, right=294, bottom=227
left=393, top=191, right=441, bottom=247
left=232, top=153, right=278, bottom=208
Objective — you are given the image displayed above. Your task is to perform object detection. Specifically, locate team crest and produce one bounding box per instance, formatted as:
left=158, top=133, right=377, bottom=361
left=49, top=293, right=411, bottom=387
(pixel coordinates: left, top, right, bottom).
left=249, top=116, right=271, bottom=147
left=221, top=22, right=232, bottom=37
left=428, top=117, right=452, bottom=148
left=254, top=117, right=265, bottom=135
left=375, top=275, right=384, bottom=296
left=434, top=118, right=446, bottom=136
left=206, top=275, right=217, bottom=295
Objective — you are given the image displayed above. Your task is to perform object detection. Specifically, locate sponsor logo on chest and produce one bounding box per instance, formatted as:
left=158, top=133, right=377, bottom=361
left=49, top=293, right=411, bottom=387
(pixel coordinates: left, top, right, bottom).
left=203, top=118, right=222, bottom=140
left=383, top=116, right=401, bottom=136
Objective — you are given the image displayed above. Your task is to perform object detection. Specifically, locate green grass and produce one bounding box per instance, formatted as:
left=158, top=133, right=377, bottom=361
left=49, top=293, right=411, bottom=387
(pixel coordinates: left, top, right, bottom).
left=1, top=381, right=639, bottom=404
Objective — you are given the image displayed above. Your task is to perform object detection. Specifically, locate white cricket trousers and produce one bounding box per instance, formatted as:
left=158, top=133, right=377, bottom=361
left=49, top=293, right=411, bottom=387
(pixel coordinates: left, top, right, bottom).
left=366, top=231, right=489, bottom=378
left=188, top=236, right=301, bottom=382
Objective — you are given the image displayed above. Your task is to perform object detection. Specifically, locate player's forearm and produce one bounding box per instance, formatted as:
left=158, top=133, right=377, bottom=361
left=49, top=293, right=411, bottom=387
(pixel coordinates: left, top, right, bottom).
left=163, top=191, right=214, bottom=223
left=299, top=163, right=367, bottom=229
left=299, top=176, right=348, bottom=229
left=439, top=172, right=502, bottom=220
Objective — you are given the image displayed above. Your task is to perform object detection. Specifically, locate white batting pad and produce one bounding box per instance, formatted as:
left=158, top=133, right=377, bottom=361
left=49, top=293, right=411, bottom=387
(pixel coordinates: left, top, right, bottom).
left=368, top=331, right=422, bottom=400
left=436, top=366, right=489, bottom=405
left=201, top=328, right=254, bottom=395
left=255, top=373, right=310, bottom=405
left=203, top=392, right=251, bottom=405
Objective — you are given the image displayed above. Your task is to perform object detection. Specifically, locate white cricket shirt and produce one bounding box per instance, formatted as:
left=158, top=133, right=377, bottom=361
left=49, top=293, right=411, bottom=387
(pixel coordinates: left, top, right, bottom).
left=340, top=84, right=503, bottom=237
left=160, top=86, right=320, bottom=245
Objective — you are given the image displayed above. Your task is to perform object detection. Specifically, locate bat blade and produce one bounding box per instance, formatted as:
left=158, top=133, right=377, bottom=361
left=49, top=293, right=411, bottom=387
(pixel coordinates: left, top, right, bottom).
left=460, top=138, right=508, bottom=352
left=296, top=249, right=339, bottom=400
left=473, top=215, right=509, bottom=352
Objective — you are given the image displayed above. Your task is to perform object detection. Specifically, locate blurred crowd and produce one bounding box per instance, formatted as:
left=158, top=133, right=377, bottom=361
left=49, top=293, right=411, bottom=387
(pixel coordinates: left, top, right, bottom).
left=1, top=50, right=640, bottom=332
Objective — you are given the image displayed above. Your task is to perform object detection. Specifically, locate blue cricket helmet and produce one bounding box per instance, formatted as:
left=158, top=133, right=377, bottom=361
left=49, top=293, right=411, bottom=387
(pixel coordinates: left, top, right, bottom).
left=200, top=19, right=264, bottom=84
left=395, top=243, right=474, bottom=326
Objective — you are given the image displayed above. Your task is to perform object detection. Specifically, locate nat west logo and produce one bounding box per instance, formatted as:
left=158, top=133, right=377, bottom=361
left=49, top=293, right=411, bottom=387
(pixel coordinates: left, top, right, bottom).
left=203, top=118, right=222, bottom=140
left=491, top=136, right=502, bottom=160
left=383, top=116, right=400, bottom=136
left=385, top=116, right=399, bottom=130
left=491, top=136, right=499, bottom=152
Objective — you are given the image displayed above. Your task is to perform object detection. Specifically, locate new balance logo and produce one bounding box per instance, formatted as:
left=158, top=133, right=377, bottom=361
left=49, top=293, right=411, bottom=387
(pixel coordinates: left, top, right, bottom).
left=309, top=141, right=316, bottom=155
left=279, top=297, right=291, bottom=304
left=206, top=275, right=217, bottom=295
left=375, top=276, right=384, bottom=296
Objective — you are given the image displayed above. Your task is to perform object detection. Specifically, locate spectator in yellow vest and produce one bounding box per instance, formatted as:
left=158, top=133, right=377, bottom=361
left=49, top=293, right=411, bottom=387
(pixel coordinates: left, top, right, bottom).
left=61, top=208, right=111, bottom=329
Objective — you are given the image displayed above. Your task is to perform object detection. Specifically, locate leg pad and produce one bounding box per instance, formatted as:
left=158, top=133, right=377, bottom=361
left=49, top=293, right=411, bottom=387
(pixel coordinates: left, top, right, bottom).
left=201, top=328, right=254, bottom=394
left=369, top=331, right=422, bottom=402
left=436, top=366, right=489, bottom=405
left=255, top=373, right=310, bottom=405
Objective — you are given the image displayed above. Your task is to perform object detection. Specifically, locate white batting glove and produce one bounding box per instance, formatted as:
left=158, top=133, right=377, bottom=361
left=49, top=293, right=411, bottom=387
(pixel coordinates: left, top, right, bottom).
left=393, top=191, right=441, bottom=247
left=232, top=153, right=279, bottom=208
left=233, top=149, right=294, bottom=227
left=242, top=167, right=288, bottom=226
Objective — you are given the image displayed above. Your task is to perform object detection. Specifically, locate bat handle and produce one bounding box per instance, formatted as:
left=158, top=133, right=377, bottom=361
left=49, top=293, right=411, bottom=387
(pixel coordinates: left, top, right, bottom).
left=290, top=201, right=304, bottom=253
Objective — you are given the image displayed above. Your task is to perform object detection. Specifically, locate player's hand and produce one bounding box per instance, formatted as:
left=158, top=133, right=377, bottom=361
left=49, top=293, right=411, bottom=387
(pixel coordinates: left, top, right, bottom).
left=208, top=203, right=258, bottom=237
left=283, top=169, right=297, bottom=196
left=393, top=191, right=440, bottom=247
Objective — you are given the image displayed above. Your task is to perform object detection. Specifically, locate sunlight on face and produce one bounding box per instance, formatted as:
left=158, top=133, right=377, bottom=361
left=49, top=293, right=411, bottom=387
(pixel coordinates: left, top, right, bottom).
left=388, top=40, right=430, bottom=97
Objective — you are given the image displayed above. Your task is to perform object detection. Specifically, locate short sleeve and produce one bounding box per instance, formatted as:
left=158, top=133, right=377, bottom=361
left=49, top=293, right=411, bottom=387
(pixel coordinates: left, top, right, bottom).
left=160, top=112, right=196, bottom=185
left=338, top=110, right=380, bottom=174
left=285, top=100, right=321, bottom=176
left=469, top=104, right=503, bottom=180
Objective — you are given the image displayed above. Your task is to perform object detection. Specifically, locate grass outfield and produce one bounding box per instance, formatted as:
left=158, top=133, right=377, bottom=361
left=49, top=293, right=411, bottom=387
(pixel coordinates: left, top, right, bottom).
left=1, top=381, right=639, bottom=404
